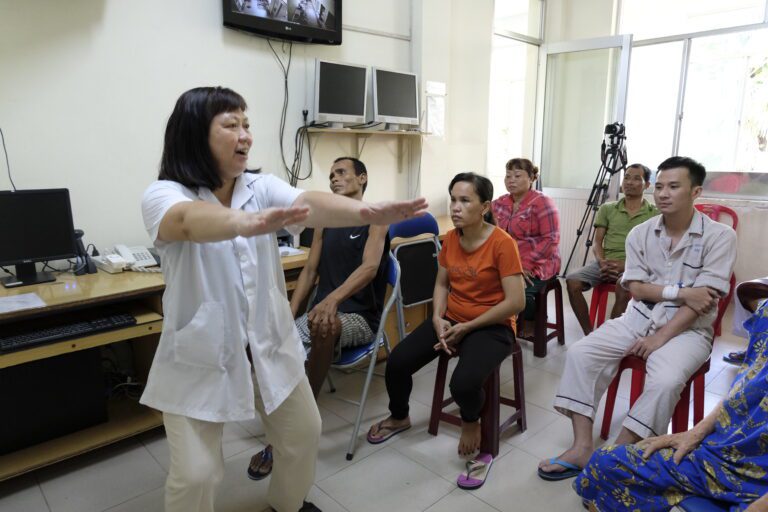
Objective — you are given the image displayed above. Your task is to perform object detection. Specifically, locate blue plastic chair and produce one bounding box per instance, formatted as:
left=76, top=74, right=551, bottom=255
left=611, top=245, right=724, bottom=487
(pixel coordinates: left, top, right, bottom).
left=388, top=213, right=441, bottom=341
left=677, top=496, right=732, bottom=511
left=326, top=253, right=401, bottom=460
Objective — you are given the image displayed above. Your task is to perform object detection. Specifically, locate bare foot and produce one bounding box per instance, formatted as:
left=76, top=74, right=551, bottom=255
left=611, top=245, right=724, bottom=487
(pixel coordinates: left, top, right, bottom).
left=537, top=445, right=593, bottom=474
left=458, top=421, right=481, bottom=457
left=367, top=416, right=411, bottom=443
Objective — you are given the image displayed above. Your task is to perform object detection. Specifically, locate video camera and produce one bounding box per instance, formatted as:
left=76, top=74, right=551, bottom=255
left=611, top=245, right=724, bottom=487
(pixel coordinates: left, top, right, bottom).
left=604, top=122, right=626, bottom=147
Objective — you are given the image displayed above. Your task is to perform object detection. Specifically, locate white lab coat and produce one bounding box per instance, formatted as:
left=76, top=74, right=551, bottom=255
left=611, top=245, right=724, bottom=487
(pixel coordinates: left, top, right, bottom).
left=140, top=173, right=305, bottom=421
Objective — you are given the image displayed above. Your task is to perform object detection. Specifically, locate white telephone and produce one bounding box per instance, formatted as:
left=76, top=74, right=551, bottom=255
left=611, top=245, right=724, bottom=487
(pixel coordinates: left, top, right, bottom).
left=114, top=245, right=158, bottom=269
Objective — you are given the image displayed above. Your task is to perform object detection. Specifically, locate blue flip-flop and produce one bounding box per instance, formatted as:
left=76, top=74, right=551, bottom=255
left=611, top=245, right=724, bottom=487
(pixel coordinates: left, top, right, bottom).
left=537, top=457, right=583, bottom=481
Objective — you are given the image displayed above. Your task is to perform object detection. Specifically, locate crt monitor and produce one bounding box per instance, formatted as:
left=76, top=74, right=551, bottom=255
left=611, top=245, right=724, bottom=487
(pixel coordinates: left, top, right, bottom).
left=313, top=60, right=369, bottom=126
left=0, top=189, right=77, bottom=288
left=372, top=67, right=419, bottom=129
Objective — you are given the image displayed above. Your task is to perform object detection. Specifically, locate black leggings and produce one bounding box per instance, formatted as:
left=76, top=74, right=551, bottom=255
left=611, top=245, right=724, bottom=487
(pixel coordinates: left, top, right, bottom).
left=385, top=319, right=514, bottom=423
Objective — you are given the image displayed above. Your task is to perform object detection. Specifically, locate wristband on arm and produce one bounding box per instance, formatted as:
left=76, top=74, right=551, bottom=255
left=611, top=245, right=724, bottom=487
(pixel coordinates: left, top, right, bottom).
left=662, top=284, right=680, bottom=301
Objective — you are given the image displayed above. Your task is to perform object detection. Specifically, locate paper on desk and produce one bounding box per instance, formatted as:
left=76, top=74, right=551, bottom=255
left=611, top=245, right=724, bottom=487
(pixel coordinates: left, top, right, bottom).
left=0, top=292, right=47, bottom=314
left=279, top=246, right=306, bottom=257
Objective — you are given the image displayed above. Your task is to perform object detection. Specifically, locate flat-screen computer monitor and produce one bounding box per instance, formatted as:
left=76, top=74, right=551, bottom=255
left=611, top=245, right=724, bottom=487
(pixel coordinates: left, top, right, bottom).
left=0, top=189, right=77, bottom=288
left=372, top=67, right=419, bottom=130
left=313, top=59, right=369, bottom=127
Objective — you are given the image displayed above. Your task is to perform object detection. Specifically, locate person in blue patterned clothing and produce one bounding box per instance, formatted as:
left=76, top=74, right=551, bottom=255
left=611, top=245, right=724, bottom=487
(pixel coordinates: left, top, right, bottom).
left=575, top=281, right=768, bottom=512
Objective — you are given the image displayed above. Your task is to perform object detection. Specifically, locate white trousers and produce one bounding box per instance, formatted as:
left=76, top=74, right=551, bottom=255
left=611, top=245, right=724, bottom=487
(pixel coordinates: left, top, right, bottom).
left=163, top=376, right=321, bottom=512
left=553, top=317, right=712, bottom=438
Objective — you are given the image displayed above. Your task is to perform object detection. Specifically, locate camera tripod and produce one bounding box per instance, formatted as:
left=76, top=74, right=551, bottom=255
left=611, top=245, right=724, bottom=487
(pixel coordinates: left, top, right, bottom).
left=561, top=123, right=628, bottom=276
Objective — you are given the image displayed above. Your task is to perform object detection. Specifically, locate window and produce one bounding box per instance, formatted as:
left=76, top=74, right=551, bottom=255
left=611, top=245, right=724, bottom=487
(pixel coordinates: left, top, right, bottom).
left=679, top=28, right=768, bottom=196
left=624, top=42, right=684, bottom=172
left=620, top=0, right=767, bottom=41
left=493, top=0, right=542, bottom=39
left=486, top=36, right=538, bottom=182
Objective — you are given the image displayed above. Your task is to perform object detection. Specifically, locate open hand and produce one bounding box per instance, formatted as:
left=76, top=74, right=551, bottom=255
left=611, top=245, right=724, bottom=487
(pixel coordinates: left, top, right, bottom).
left=236, top=206, right=310, bottom=238
left=361, top=198, right=429, bottom=225
left=638, top=429, right=706, bottom=464
left=625, top=333, right=666, bottom=360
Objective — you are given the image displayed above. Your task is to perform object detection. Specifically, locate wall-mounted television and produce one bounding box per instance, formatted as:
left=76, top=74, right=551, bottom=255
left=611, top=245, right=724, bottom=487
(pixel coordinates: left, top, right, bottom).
left=223, top=0, right=342, bottom=45
left=372, top=67, right=420, bottom=130
left=313, top=60, right=369, bottom=126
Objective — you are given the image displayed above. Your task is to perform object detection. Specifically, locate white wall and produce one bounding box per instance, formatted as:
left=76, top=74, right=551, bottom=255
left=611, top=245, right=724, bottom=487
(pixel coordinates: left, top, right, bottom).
left=0, top=0, right=411, bottom=251
left=544, top=0, right=617, bottom=41
left=413, top=0, right=494, bottom=216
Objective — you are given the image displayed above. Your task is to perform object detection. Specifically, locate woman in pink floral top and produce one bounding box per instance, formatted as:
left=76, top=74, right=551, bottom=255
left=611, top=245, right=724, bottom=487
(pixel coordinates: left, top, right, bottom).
left=491, top=158, right=561, bottom=336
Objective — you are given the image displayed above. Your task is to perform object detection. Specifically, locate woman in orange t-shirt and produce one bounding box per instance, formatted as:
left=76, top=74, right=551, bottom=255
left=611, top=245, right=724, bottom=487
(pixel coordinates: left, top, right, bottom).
left=367, top=172, right=525, bottom=489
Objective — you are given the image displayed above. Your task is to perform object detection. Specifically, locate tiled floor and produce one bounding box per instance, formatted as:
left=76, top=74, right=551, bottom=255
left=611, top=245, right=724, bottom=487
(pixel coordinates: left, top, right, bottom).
left=0, top=295, right=746, bottom=512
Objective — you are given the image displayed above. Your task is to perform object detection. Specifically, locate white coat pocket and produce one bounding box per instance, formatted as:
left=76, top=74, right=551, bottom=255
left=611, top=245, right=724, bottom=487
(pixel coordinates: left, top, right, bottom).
left=173, top=301, right=230, bottom=370
left=265, top=286, right=296, bottom=354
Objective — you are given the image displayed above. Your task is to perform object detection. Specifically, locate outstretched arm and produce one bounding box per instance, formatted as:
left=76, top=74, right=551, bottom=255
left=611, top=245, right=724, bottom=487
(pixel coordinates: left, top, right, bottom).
left=294, top=191, right=428, bottom=228
left=158, top=200, right=310, bottom=243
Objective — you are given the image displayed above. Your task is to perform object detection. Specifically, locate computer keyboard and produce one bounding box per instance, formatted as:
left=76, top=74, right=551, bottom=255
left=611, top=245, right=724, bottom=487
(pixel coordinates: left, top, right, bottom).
left=0, top=314, right=137, bottom=353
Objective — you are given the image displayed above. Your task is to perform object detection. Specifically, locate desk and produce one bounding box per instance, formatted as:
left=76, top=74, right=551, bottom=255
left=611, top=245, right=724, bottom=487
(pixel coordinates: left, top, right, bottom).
left=0, top=216, right=453, bottom=480
left=0, top=271, right=164, bottom=481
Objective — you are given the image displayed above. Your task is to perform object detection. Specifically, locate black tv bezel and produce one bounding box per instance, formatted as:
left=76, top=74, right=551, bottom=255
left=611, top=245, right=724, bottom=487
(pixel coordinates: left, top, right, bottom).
left=223, top=0, right=342, bottom=46
left=0, top=188, right=78, bottom=267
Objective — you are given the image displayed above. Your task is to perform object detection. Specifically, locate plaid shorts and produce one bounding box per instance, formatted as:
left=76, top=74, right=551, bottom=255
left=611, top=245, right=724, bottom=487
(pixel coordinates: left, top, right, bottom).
left=295, top=311, right=374, bottom=359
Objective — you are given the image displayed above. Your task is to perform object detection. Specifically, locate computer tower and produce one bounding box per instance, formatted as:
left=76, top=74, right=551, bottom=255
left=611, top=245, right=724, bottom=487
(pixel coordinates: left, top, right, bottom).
left=0, top=348, right=108, bottom=455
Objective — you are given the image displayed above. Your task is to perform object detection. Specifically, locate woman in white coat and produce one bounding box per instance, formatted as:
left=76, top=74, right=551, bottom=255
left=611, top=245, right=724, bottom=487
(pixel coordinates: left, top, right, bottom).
left=141, top=87, right=427, bottom=512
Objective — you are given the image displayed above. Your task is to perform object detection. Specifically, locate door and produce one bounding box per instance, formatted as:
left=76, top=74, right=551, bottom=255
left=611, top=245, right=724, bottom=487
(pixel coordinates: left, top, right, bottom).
left=534, top=35, right=632, bottom=192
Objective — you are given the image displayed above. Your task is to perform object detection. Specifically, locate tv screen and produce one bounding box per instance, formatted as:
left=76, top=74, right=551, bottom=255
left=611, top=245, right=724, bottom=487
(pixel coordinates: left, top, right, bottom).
left=223, top=0, right=342, bottom=45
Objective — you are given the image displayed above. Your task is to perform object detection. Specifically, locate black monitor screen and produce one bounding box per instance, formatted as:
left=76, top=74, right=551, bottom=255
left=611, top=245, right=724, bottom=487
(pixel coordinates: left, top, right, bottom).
left=0, top=189, right=77, bottom=266
left=318, top=62, right=367, bottom=116
left=376, top=69, right=418, bottom=119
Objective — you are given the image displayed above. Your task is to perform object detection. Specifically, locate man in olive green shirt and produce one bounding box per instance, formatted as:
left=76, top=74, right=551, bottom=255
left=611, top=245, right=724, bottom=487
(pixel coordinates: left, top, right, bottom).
left=566, top=164, right=659, bottom=335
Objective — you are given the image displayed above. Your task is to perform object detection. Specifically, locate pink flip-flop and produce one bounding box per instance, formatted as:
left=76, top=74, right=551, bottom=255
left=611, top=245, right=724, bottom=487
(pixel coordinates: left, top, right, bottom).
left=457, top=452, right=493, bottom=490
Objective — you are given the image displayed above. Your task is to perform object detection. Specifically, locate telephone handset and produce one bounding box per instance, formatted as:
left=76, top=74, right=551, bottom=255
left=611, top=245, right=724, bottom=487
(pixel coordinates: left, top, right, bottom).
left=114, top=245, right=158, bottom=269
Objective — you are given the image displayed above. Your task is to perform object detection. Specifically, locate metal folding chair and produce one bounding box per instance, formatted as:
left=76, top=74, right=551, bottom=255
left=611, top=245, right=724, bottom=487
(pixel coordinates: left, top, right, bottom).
left=325, top=253, right=401, bottom=460
left=388, top=213, right=441, bottom=341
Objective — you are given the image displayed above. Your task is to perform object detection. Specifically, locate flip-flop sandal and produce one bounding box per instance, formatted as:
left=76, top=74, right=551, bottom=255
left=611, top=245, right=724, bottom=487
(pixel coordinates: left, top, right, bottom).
left=247, top=445, right=273, bottom=480
left=537, top=457, right=583, bottom=481
left=366, top=420, right=411, bottom=445
left=457, top=452, right=493, bottom=490
left=723, top=350, right=747, bottom=365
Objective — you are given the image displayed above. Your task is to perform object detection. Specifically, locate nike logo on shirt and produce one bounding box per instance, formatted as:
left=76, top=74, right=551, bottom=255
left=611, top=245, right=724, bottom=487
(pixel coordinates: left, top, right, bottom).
left=350, top=234, right=361, bottom=239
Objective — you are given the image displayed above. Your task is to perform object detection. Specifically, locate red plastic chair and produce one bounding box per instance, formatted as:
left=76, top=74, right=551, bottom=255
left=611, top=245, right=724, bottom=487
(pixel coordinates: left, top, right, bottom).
left=694, top=203, right=738, bottom=337
left=599, top=355, right=709, bottom=439
left=599, top=291, right=727, bottom=439
left=589, top=283, right=616, bottom=329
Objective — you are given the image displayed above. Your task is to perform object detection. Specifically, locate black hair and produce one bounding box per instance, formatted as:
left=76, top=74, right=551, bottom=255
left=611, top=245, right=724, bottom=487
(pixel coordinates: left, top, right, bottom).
left=332, top=156, right=368, bottom=192
left=448, top=172, right=496, bottom=225
left=505, top=158, right=539, bottom=182
left=657, top=156, right=706, bottom=187
left=159, top=87, right=248, bottom=190
left=626, top=163, right=651, bottom=182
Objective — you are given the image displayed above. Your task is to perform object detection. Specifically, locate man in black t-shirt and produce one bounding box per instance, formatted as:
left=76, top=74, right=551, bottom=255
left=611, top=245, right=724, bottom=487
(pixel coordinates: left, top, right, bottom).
left=248, top=156, right=390, bottom=481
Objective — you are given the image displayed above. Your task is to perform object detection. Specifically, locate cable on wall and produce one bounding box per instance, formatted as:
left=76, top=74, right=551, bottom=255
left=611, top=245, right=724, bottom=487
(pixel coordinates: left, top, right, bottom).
left=266, top=39, right=294, bottom=181
left=0, top=128, right=17, bottom=191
